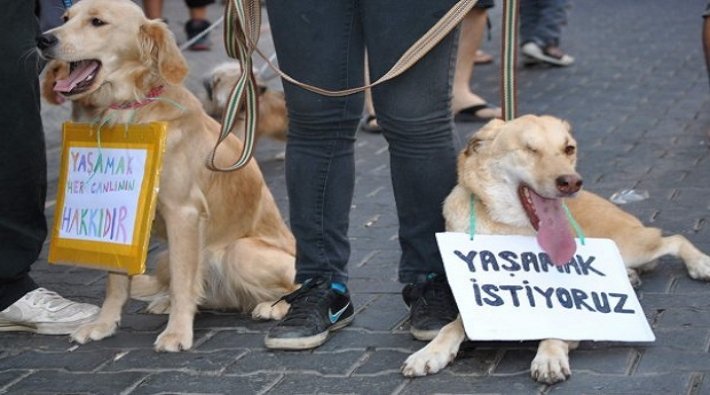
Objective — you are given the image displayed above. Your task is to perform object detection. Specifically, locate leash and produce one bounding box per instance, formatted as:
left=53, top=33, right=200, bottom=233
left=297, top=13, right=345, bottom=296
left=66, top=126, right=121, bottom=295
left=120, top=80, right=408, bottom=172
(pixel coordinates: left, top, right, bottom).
left=469, top=0, right=585, bottom=244
left=211, top=0, right=481, bottom=172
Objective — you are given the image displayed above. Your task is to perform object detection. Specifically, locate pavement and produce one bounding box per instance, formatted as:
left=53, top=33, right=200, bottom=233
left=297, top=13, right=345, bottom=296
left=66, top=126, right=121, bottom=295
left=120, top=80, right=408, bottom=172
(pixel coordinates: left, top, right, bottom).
left=2, top=0, right=709, bottom=394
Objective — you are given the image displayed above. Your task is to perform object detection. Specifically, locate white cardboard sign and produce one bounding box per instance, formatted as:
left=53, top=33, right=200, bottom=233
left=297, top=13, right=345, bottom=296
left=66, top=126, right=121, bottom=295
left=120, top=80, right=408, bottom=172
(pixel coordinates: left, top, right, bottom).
left=58, top=147, right=148, bottom=245
left=436, top=232, right=655, bottom=342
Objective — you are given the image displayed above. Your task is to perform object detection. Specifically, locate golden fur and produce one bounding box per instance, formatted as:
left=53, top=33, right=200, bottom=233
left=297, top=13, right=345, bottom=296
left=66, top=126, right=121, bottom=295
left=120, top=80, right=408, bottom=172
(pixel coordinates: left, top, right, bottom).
left=38, top=0, right=296, bottom=352
left=401, top=115, right=710, bottom=383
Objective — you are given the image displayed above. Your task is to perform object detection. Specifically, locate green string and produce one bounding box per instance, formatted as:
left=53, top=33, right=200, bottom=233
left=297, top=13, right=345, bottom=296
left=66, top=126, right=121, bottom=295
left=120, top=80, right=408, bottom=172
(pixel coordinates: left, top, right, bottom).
left=562, top=202, right=586, bottom=245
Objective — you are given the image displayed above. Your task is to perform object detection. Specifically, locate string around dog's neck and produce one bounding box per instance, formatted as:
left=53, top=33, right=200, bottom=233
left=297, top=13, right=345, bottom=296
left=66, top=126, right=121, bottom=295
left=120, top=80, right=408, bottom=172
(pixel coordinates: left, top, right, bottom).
left=109, top=85, right=165, bottom=110
left=467, top=193, right=586, bottom=245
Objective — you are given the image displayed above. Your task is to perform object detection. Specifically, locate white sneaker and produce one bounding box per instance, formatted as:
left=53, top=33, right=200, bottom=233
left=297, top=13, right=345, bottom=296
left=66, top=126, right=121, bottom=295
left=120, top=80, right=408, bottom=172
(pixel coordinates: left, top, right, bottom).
left=521, top=42, right=575, bottom=67
left=0, top=288, right=100, bottom=335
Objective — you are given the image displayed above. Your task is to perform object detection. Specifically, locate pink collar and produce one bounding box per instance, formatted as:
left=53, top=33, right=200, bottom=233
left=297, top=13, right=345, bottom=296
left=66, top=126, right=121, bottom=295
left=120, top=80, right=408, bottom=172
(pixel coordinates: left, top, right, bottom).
left=109, top=86, right=165, bottom=110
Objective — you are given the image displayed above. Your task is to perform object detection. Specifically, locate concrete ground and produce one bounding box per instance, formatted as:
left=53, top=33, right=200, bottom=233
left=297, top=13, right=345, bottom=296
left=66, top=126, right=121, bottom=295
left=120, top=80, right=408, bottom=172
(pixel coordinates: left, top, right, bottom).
left=1, top=0, right=709, bottom=394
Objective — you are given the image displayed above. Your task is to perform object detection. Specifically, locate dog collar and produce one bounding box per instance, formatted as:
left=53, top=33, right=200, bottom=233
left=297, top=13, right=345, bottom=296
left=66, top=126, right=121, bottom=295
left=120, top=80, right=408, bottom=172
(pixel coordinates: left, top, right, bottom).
left=109, top=86, right=165, bottom=110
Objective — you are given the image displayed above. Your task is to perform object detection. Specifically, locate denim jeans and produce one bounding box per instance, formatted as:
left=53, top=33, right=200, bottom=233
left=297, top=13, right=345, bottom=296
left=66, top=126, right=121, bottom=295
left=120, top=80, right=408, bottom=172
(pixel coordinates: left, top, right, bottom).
left=266, top=0, right=459, bottom=285
left=0, top=1, right=45, bottom=309
left=520, top=0, right=571, bottom=47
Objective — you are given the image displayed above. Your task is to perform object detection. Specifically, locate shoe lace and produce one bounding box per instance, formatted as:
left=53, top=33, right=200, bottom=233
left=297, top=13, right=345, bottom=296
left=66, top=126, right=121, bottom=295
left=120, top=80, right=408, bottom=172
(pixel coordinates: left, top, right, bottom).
left=415, top=276, right=456, bottom=313
left=272, top=278, right=330, bottom=326
left=25, top=288, right=72, bottom=310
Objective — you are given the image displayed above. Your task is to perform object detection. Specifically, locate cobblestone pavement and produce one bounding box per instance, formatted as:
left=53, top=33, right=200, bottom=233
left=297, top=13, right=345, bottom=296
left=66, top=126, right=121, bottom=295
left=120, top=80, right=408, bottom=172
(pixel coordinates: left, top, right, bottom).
left=2, top=0, right=709, bottom=394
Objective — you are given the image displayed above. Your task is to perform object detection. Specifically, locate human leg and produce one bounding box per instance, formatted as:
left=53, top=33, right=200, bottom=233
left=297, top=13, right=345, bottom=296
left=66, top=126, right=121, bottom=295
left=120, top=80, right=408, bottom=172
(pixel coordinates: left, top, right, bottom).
left=362, top=0, right=461, bottom=339
left=520, top=0, right=574, bottom=66
left=184, top=0, right=214, bottom=51
left=0, top=1, right=98, bottom=334
left=452, top=4, right=501, bottom=121
left=263, top=0, right=364, bottom=349
left=143, top=0, right=164, bottom=20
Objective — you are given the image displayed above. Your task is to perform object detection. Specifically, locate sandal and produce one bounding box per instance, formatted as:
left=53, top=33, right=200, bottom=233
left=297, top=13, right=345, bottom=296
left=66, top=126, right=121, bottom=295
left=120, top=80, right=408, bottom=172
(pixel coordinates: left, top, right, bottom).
left=454, top=103, right=501, bottom=123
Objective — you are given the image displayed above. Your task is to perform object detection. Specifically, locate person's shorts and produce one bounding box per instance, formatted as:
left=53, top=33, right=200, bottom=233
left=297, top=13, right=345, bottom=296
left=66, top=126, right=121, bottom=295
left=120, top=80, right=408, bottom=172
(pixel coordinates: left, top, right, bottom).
left=475, top=0, right=495, bottom=10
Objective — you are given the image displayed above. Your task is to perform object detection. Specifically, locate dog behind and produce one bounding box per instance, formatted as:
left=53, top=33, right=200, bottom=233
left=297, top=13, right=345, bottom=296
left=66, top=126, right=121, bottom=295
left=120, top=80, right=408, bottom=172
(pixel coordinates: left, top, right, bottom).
left=401, top=115, right=710, bottom=383
left=202, top=62, right=288, bottom=143
left=37, top=0, right=296, bottom=352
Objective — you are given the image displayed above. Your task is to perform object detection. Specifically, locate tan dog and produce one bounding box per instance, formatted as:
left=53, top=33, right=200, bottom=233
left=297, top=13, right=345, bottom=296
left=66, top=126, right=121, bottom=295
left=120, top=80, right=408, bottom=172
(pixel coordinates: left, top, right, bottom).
left=202, top=62, right=288, bottom=142
left=37, top=0, right=296, bottom=352
left=401, top=115, right=710, bottom=383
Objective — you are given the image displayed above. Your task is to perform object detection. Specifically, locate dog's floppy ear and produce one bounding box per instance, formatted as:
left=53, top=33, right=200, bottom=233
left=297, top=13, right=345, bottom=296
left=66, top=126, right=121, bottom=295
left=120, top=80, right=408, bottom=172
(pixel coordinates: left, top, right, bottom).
left=140, top=20, right=188, bottom=85
left=463, top=118, right=504, bottom=155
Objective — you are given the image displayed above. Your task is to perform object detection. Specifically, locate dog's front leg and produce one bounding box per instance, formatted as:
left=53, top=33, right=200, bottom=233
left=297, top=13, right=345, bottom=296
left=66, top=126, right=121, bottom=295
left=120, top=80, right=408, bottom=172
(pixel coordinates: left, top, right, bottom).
left=401, top=316, right=466, bottom=377
left=530, top=339, right=578, bottom=384
left=72, top=272, right=130, bottom=343
left=153, top=206, right=202, bottom=352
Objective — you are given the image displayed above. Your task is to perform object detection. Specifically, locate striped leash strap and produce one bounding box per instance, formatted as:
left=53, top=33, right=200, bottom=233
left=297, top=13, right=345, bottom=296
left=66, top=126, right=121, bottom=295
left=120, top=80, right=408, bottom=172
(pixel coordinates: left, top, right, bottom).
left=209, top=0, right=480, bottom=172
left=500, top=0, right=518, bottom=121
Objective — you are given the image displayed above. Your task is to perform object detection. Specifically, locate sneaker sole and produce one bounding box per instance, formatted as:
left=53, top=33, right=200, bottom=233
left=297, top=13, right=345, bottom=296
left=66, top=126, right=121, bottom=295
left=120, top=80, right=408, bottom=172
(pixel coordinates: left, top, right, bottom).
left=0, top=316, right=97, bottom=335
left=264, top=315, right=354, bottom=350
left=521, top=49, right=573, bottom=67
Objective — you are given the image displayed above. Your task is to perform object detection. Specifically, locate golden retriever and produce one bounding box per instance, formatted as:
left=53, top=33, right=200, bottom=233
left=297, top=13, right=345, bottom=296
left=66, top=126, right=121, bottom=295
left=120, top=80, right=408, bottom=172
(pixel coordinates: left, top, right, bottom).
left=37, top=0, right=296, bottom=352
left=201, top=62, right=288, bottom=143
left=401, top=115, right=710, bottom=383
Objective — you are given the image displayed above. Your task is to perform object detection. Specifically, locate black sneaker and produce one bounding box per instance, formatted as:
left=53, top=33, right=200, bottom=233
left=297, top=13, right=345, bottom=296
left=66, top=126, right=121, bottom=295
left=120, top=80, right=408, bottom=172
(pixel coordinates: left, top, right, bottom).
left=264, top=277, right=354, bottom=350
left=402, top=273, right=458, bottom=341
left=185, top=19, right=211, bottom=51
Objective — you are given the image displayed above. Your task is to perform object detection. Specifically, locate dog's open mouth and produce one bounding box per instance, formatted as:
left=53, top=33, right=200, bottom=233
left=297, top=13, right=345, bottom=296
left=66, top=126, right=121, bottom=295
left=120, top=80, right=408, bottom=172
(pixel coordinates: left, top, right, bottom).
left=53, top=60, right=102, bottom=96
left=518, top=184, right=576, bottom=266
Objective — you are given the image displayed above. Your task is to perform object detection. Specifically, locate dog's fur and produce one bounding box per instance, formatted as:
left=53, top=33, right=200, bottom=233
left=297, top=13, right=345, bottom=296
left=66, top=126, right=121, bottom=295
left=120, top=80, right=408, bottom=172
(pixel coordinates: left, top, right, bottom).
left=201, top=62, right=288, bottom=142
left=401, top=115, right=710, bottom=383
left=38, top=0, right=296, bottom=352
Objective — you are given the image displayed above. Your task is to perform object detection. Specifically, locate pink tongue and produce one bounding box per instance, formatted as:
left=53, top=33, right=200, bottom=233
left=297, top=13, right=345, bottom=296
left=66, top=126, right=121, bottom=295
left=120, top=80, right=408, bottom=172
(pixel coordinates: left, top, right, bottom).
left=54, top=61, right=99, bottom=93
left=529, top=191, right=576, bottom=266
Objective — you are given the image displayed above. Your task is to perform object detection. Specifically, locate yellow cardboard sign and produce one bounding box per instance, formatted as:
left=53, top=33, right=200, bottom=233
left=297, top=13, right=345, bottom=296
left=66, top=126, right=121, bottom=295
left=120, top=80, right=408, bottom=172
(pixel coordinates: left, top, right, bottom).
left=49, top=122, right=167, bottom=275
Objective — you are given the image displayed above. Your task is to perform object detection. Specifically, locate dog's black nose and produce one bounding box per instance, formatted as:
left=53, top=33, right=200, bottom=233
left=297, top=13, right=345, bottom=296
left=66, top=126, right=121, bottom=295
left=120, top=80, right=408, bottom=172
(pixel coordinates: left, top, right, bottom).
left=36, top=34, right=58, bottom=51
left=556, top=175, right=583, bottom=195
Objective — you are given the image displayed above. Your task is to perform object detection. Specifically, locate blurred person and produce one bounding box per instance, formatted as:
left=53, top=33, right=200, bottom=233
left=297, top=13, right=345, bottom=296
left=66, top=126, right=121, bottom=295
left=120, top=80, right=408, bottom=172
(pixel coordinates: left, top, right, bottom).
left=0, top=1, right=99, bottom=335
left=143, top=0, right=215, bottom=51
left=520, top=0, right=574, bottom=67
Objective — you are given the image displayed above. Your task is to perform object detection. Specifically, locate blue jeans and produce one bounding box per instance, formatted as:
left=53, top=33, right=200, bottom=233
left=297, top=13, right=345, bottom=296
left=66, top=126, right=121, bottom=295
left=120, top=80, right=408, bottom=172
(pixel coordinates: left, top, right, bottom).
left=520, top=0, right=570, bottom=47
left=266, top=0, right=459, bottom=285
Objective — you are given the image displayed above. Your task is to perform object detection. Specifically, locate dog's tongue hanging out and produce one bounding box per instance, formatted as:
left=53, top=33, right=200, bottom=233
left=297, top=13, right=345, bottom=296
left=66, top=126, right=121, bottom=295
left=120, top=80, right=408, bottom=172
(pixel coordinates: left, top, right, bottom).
left=54, top=60, right=100, bottom=93
left=519, top=186, right=577, bottom=266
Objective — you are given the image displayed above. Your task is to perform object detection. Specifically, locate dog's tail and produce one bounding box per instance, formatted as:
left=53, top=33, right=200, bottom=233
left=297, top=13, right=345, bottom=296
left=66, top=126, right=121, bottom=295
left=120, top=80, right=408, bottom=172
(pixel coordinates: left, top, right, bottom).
left=130, top=250, right=169, bottom=301
left=130, top=275, right=167, bottom=301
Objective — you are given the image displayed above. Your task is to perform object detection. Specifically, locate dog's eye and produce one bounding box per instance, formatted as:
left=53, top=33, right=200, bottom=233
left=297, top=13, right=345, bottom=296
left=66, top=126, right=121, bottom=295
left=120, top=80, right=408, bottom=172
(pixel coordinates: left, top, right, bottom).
left=91, top=18, right=107, bottom=27
left=526, top=145, right=538, bottom=154
left=564, top=145, right=576, bottom=155
left=62, top=15, right=69, bottom=23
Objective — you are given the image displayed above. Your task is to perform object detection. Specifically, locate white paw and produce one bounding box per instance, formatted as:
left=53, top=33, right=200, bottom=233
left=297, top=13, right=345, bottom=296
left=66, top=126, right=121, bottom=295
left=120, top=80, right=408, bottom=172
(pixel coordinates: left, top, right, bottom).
left=71, top=320, right=118, bottom=344
left=530, top=351, right=571, bottom=384
left=251, top=300, right=289, bottom=320
left=154, top=328, right=193, bottom=352
left=401, top=347, right=454, bottom=377
left=688, top=255, right=710, bottom=281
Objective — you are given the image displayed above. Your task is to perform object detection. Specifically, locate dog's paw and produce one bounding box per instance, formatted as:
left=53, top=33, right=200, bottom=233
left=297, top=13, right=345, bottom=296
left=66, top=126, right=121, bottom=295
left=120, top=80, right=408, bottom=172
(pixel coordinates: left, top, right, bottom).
left=401, top=347, right=454, bottom=377
left=688, top=255, right=710, bottom=281
left=71, top=320, right=118, bottom=344
left=627, top=268, right=642, bottom=288
left=154, top=329, right=193, bottom=352
left=530, top=350, right=571, bottom=384
left=146, top=296, right=171, bottom=314
left=251, top=300, right=289, bottom=320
